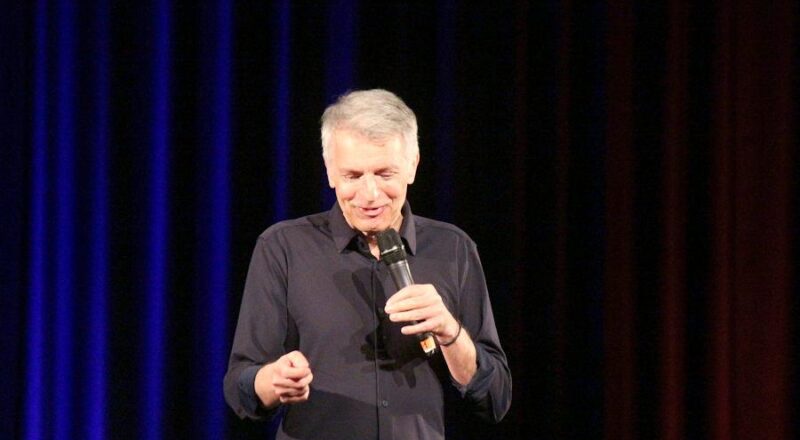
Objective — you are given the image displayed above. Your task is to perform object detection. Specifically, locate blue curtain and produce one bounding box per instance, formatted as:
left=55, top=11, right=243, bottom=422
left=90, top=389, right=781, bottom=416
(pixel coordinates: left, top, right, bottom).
left=3, top=1, right=392, bottom=438
left=9, top=1, right=228, bottom=438
left=6, top=1, right=241, bottom=438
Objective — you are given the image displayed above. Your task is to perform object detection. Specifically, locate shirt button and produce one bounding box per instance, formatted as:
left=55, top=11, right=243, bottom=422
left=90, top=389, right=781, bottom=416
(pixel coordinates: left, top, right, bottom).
left=380, top=399, right=389, bottom=408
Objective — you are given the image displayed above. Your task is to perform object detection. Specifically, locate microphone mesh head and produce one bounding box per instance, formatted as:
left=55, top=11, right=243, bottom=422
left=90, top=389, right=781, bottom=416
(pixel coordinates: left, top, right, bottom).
left=376, top=229, right=406, bottom=264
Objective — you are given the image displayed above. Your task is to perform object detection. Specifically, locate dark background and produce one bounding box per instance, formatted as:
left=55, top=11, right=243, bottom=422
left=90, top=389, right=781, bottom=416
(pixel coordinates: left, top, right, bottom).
left=1, top=1, right=797, bottom=439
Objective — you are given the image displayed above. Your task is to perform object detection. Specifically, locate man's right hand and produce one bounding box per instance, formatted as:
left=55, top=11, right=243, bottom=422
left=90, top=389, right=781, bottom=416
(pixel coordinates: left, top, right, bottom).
left=254, top=351, right=314, bottom=408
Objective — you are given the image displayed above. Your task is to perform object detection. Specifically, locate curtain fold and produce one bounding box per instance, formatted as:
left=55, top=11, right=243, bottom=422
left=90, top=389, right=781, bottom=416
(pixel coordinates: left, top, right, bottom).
left=709, top=1, right=794, bottom=437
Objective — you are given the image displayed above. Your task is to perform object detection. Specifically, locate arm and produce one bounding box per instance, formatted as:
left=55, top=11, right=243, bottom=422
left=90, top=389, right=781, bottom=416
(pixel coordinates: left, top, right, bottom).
left=384, top=239, right=512, bottom=422
left=384, top=284, right=477, bottom=385
left=454, top=239, right=512, bottom=422
left=223, top=233, right=311, bottom=419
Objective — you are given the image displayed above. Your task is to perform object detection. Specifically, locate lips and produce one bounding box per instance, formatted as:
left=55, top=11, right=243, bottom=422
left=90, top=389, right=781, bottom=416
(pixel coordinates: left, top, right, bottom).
left=359, top=206, right=385, bottom=217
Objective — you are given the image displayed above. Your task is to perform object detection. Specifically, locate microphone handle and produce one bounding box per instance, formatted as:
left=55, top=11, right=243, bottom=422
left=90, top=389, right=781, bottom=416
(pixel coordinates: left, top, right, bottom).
left=387, top=261, right=438, bottom=356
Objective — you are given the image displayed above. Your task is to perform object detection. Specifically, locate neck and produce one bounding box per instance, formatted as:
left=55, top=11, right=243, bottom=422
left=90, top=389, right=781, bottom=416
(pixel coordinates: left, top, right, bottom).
left=367, top=237, right=381, bottom=259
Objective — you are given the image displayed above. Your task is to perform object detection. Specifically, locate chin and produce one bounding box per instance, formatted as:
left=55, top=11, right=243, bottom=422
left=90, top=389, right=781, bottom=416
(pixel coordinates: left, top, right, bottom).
left=358, top=224, right=386, bottom=234
left=355, top=220, right=390, bottom=234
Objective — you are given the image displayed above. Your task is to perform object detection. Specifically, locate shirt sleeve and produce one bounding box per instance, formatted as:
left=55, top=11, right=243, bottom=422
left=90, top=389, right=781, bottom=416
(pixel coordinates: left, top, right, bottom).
left=452, top=238, right=513, bottom=423
left=223, top=232, right=290, bottom=420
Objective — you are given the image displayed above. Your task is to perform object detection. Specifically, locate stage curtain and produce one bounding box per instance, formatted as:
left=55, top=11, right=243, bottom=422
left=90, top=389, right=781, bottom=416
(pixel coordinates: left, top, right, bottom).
left=1, top=1, right=795, bottom=439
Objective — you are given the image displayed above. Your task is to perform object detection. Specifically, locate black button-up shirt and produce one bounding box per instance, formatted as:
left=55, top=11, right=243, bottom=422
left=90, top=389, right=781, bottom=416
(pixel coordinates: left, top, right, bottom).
left=223, top=203, right=511, bottom=439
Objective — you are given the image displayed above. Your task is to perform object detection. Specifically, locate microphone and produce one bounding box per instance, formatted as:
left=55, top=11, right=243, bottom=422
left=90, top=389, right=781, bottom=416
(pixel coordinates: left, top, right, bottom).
left=376, top=228, right=437, bottom=356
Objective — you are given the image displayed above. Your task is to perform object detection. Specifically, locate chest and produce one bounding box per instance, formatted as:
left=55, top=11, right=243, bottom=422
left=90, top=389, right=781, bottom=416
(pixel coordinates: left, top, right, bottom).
left=283, top=250, right=459, bottom=350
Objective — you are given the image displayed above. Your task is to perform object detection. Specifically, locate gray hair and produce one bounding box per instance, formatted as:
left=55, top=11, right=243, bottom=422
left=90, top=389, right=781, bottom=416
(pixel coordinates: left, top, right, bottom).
left=320, top=89, right=419, bottom=163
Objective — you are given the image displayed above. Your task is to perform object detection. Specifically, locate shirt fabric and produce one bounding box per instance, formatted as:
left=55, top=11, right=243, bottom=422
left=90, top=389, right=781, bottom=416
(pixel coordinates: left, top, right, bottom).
left=223, top=202, right=512, bottom=440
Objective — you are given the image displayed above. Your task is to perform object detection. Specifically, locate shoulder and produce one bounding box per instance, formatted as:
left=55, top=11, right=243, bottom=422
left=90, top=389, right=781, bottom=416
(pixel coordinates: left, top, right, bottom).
left=256, top=210, right=330, bottom=245
left=414, top=214, right=476, bottom=248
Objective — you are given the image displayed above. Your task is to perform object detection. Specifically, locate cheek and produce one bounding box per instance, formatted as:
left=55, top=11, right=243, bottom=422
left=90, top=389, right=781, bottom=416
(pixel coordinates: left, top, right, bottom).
left=335, top=184, right=356, bottom=200
left=384, top=182, right=406, bottom=199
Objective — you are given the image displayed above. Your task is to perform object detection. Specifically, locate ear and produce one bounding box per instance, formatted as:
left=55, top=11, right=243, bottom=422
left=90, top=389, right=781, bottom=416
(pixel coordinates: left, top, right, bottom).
left=406, top=152, right=420, bottom=184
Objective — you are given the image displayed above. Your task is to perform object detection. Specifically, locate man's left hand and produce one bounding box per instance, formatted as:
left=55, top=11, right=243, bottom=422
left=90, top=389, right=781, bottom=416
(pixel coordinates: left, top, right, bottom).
left=384, top=284, right=460, bottom=343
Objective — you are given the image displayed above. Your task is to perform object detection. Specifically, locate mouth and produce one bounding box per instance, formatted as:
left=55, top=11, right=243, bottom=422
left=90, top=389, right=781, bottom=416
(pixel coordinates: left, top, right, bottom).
left=358, top=205, right=385, bottom=218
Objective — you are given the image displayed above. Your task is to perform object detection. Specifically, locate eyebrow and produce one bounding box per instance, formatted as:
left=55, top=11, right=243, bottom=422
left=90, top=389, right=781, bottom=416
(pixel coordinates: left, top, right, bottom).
left=339, top=165, right=399, bottom=174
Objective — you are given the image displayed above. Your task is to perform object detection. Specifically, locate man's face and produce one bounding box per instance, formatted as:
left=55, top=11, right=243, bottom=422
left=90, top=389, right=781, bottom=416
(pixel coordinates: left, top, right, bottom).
left=326, top=129, right=418, bottom=236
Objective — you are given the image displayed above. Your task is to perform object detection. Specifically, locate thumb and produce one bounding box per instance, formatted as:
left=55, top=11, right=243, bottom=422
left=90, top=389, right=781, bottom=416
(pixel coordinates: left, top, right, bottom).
left=285, top=350, right=309, bottom=369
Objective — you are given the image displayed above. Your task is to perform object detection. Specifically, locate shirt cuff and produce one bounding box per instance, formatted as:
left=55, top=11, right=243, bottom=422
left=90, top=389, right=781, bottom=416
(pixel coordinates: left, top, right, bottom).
left=238, top=364, right=278, bottom=420
left=450, top=344, right=494, bottom=399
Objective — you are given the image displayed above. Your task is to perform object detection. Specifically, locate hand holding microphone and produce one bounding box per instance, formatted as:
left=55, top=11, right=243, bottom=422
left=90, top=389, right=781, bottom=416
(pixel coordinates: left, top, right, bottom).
left=377, top=229, right=461, bottom=356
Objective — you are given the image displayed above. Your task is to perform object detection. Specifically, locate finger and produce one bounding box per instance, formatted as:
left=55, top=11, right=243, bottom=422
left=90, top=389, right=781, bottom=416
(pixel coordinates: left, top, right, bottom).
left=386, top=294, right=437, bottom=315
left=399, top=313, right=445, bottom=335
left=277, top=383, right=311, bottom=403
left=276, top=365, right=313, bottom=382
left=284, top=350, right=309, bottom=368
left=274, top=368, right=313, bottom=385
left=280, top=389, right=310, bottom=404
left=277, top=351, right=311, bottom=380
left=278, top=390, right=308, bottom=403
left=275, top=362, right=311, bottom=379
left=272, top=377, right=303, bottom=391
left=389, top=308, right=427, bottom=323
left=286, top=366, right=312, bottom=379
left=388, top=294, right=443, bottom=317
left=385, top=287, right=415, bottom=309
left=288, top=372, right=313, bottom=388
left=273, top=382, right=309, bottom=399
left=387, top=284, right=441, bottom=310
left=276, top=382, right=309, bottom=395
left=400, top=320, right=434, bottom=335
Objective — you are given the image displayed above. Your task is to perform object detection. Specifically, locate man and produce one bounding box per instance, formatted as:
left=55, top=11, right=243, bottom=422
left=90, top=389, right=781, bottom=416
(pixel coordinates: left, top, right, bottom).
left=224, top=89, right=511, bottom=439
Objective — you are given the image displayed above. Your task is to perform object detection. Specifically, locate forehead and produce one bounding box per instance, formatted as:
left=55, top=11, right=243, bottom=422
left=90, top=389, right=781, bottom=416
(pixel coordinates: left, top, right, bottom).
left=330, top=130, right=406, bottom=168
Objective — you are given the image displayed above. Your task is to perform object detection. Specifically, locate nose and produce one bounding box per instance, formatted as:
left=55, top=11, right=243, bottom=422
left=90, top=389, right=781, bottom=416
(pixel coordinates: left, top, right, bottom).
left=360, top=174, right=380, bottom=201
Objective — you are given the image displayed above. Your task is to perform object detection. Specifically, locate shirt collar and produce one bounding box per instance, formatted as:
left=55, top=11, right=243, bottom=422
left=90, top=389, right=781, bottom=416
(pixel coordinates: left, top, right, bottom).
left=329, top=201, right=417, bottom=256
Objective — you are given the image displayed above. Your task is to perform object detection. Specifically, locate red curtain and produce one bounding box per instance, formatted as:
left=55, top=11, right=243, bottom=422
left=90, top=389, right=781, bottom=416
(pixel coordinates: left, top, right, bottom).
left=598, top=1, right=795, bottom=439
